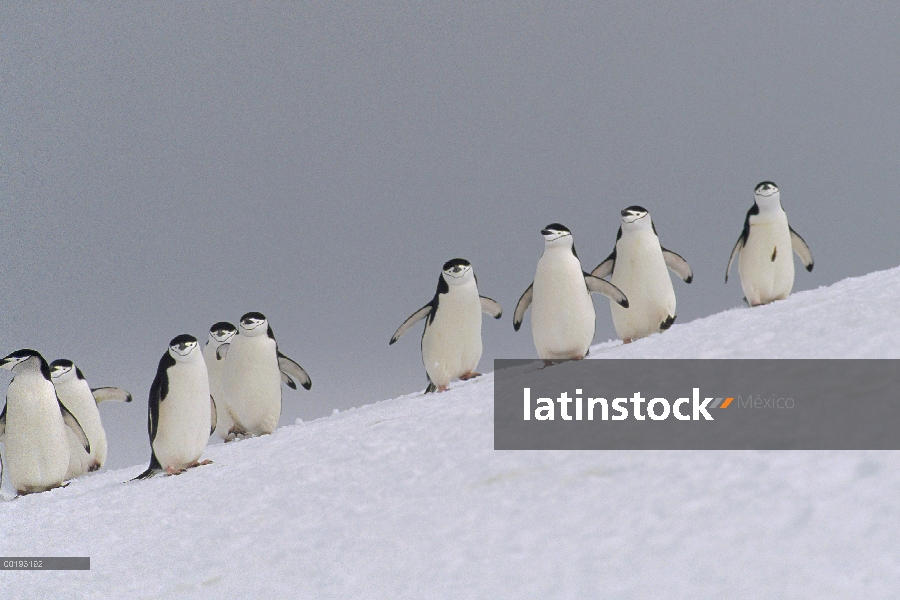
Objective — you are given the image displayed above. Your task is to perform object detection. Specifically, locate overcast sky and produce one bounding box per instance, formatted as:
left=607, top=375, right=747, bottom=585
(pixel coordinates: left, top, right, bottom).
left=2, top=3, right=898, bottom=469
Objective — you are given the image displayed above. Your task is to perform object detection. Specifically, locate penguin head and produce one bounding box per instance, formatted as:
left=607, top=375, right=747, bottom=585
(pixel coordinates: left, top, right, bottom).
left=208, top=321, right=238, bottom=344
left=441, top=258, right=474, bottom=286
left=239, top=312, right=269, bottom=337
left=0, top=349, right=47, bottom=374
left=168, top=334, right=200, bottom=362
left=620, top=206, right=652, bottom=231
left=754, top=181, right=778, bottom=197
left=541, top=223, right=573, bottom=247
left=753, top=181, right=782, bottom=210
left=49, top=359, right=84, bottom=383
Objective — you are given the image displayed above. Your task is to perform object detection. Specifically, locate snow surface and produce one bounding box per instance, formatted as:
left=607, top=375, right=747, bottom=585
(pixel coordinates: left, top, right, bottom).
left=1, top=267, right=900, bottom=598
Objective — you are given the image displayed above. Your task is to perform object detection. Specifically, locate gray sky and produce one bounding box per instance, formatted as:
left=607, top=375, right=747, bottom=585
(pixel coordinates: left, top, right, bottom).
left=2, top=3, right=898, bottom=469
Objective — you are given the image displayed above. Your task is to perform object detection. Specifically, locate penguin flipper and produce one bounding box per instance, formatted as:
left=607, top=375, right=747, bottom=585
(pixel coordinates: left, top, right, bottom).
left=210, top=395, right=217, bottom=436
left=590, top=252, right=616, bottom=279
left=58, top=399, right=91, bottom=454
left=390, top=305, right=433, bottom=345
left=513, top=283, right=534, bottom=331
left=216, top=343, right=230, bottom=360
left=479, top=296, right=503, bottom=319
left=147, top=352, right=172, bottom=445
left=584, top=274, right=629, bottom=308
left=91, top=387, right=133, bottom=403
left=725, top=236, right=743, bottom=283
left=789, top=226, right=814, bottom=272
left=281, top=371, right=297, bottom=389
left=661, top=248, right=694, bottom=283
left=0, top=403, right=6, bottom=441
left=278, top=351, right=312, bottom=390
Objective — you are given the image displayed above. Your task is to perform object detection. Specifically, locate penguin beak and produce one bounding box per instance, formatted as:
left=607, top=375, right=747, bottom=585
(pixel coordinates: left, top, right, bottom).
left=540, top=229, right=552, bottom=236
left=0, top=354, right=22, bottom=371
left=0, top=357, right=18, bottom=370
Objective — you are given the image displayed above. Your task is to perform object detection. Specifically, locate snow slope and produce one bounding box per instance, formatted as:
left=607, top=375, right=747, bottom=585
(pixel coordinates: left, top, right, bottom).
left=1, top=267, right=899, bottom=599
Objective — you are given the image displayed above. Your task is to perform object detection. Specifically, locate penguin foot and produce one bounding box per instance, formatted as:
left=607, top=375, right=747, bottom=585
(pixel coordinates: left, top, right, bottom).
left=622, top=338, right=632, bottom=344
left=228, top=425, right=249, bottom=438
left=89, top=461, right=101, bottom=472
left=166, top=467, right=186, bottom=476
left=196, top=459, right=213, bottom=466
left=437, top=385, right=449, bottom=393
left=459, top=372, right=481, bottom=381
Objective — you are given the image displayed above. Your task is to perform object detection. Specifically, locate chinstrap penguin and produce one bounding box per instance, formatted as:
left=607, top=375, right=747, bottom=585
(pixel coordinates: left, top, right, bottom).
left=726, top=182, right=814, bottom=306
left=133, top=335, right=215, bottom=480
left=514, top=224, right=629, bottom=361
left=217, top=312, right=311, bottom=438
left=390, top=258, right=502, bottom=393
left=0, top=349, right=90, bottom=495
left=592, top=206, right=693, bottom=342
left=50, top=359, right=131, bottom=480
left=202, top=322, right=238, bottom=441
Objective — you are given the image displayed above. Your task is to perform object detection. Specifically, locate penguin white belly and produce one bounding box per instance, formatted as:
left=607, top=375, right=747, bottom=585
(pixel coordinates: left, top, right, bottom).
left=739, top=216, right=794, bottom=305
left=153, top=367, right=211, bottom=470
left=223, top=337, right=282, bottom=435
left=58, top=381, right=107, bottom=478
left=421, top=286, right=483, bottom=388
left=532, top=254, right=595, bottom=360
left=204, top=346, right=234, bottom=438
left=84, top=411, right=108, bottom=469
left=65, top=428, right=93, bottom=480
left=610, top=238, right=675, bottom=341
left=6, top=380, right=70, bottom=493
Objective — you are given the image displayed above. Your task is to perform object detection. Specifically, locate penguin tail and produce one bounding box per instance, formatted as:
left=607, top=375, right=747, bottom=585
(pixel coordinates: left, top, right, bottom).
left=424, top=381, right=437, bottom=394
left=130, top=453, right=162, bottom=482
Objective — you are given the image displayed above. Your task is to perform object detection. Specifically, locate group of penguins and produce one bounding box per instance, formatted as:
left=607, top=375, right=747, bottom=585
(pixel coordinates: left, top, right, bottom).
left=0, top=181, right=812, bottom=497
left=0, top=312, right=310, bottom=496
left=390, top=181, right=814, bottom=391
